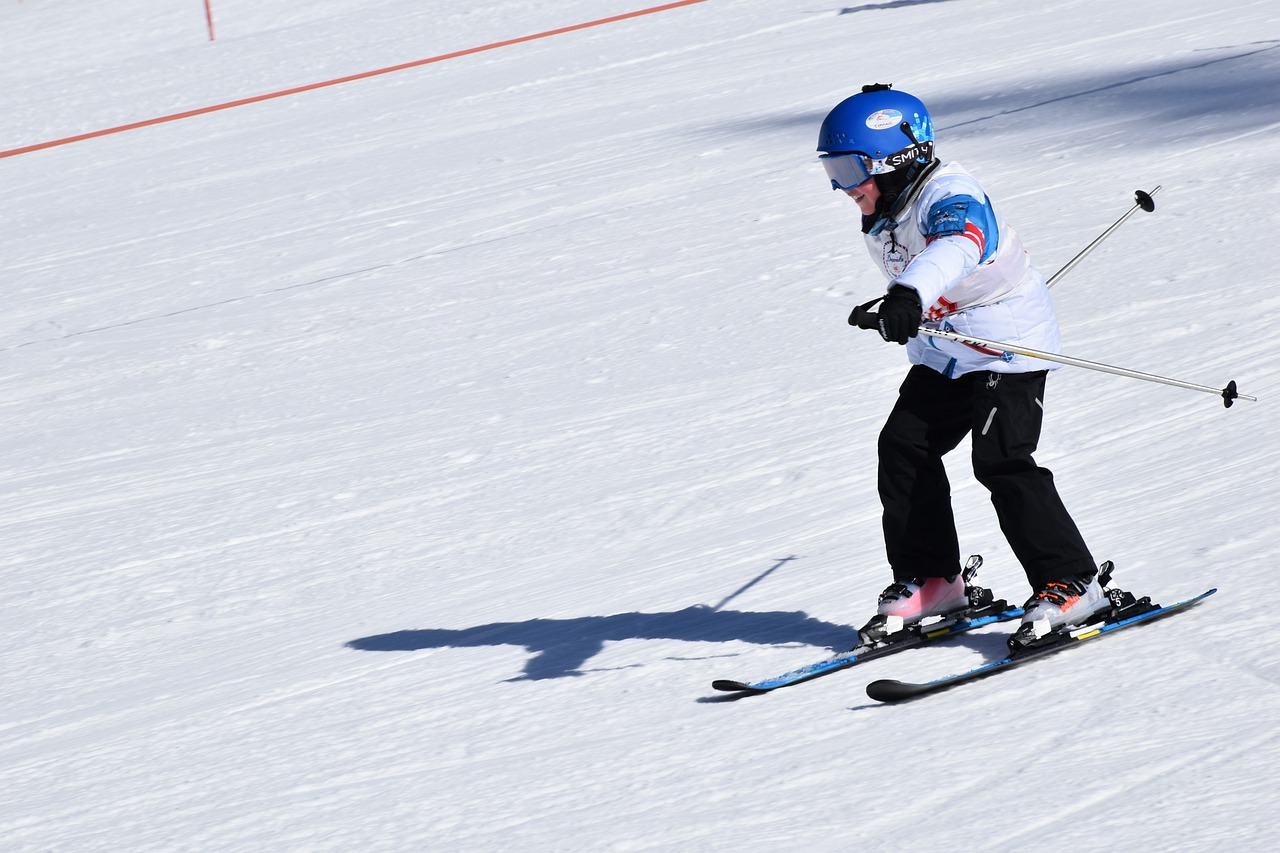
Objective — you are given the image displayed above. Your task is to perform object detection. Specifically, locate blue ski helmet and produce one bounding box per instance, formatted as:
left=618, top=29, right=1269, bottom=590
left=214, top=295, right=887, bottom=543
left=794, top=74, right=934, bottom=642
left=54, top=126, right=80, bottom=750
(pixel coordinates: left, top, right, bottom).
left=817, top=84, right=934, bottom=191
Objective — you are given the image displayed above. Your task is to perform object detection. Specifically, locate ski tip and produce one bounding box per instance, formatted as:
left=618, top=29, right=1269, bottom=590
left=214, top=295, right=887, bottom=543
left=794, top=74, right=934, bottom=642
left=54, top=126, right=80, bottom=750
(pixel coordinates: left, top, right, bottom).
left=865, top=678, right=926, bottom=704
left=712, top=679, right=761, bottom=693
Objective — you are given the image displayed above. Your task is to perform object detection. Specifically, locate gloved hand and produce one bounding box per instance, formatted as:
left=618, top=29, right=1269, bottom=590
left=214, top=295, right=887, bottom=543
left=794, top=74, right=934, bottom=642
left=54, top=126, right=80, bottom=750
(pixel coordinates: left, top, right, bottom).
left=877, top=285, right=922, bottom=344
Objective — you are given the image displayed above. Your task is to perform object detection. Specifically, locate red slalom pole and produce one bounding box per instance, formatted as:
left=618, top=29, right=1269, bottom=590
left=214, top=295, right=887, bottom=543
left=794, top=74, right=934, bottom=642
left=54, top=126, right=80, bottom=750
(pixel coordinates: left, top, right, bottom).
left=204, top=0, right=216, bottom=41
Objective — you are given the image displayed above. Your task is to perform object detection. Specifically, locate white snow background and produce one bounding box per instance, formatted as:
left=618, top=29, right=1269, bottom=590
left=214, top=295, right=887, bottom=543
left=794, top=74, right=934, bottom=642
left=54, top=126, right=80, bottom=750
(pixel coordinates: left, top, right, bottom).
left=3, top=0, right=1278, bottom=850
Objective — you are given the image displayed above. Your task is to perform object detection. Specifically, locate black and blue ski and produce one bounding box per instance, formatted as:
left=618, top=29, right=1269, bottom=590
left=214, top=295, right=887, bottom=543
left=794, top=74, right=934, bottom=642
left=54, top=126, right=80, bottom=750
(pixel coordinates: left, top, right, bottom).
left=865, top=586, right=1216, bottom=703
left=711, top=601, right=1021, bottom=694
left=712, top=555, right=1018, bottom=694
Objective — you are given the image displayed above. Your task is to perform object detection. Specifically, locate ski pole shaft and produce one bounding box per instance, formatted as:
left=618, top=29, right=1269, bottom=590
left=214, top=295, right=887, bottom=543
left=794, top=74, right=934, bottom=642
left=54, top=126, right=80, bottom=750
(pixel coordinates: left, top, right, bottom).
left=1047, top=186, right=1159, bottom=288
left=918, top=326, right=1254, bottom=408
left=848, top=300, right=1255, bottom=408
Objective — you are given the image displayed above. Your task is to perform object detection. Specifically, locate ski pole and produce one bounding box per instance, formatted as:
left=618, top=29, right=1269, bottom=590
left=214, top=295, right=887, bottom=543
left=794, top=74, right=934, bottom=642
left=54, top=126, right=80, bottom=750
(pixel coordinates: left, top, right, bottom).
left=850, top=300, right=1256, bottom=408
left=1048, top=187, right=1159, bottom=288
left=917, top=325, right=1253, bottom=407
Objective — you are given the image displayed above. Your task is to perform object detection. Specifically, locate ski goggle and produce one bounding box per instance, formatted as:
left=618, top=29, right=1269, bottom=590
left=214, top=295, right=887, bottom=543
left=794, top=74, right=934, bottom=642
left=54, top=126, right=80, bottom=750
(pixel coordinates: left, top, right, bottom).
left=820, top=142, right=932, bottom=191
left=820, top=152, right=887, bottom=191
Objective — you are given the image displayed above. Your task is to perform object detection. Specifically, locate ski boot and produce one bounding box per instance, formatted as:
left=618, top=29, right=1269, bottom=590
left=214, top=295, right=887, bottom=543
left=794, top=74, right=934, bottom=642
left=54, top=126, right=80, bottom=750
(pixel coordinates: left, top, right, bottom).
left=1008, top=561, right=1150, bottom=653
left=856, top=555, right=999, bottom=648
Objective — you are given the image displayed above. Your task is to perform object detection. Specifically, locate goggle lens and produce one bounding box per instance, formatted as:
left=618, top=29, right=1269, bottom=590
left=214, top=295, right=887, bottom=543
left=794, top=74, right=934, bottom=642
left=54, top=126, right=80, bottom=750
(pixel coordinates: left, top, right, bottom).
left=821, top=152, right=879, bottom=191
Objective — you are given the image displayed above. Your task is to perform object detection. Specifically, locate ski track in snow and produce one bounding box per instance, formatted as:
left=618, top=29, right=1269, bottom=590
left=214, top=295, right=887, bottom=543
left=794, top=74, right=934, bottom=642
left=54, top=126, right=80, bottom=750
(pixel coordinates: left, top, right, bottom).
left=3, top=0, right=1279, bottom=850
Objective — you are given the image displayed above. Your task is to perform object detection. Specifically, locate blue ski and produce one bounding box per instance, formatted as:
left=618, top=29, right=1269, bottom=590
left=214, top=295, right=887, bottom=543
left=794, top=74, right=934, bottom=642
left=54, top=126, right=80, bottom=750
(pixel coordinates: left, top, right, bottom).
left=865, top=588, right=1216, bottom=703
left=711, top=604, right=1022, bottom=694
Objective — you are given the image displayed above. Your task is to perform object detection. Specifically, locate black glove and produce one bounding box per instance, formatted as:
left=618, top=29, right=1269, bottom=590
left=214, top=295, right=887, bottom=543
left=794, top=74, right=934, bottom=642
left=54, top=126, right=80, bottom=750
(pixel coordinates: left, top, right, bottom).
left=877, top=285, right=922, bottom=344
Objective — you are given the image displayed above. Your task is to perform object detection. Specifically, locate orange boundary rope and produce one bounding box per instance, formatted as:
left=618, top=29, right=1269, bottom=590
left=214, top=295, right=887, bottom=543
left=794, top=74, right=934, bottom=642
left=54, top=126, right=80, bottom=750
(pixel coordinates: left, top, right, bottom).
left=0, top=0, right=708, bottom=160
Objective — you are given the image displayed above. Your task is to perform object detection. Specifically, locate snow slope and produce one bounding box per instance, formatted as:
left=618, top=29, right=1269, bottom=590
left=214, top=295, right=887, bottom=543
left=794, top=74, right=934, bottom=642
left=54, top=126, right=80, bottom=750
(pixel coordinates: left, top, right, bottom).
left=3, top=0, right=1278, bottom=849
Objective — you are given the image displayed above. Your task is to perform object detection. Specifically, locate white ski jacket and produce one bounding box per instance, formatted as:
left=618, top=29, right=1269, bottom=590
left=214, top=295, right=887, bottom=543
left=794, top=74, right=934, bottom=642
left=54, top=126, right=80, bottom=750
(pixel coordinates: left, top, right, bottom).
left=862, top=161, right=1060, bottom=377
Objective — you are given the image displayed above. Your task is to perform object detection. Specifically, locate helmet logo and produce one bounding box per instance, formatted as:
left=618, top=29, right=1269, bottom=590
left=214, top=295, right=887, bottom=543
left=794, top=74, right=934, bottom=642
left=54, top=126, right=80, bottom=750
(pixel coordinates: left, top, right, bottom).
left=865, top=109, right=903, bottom=130
left=887, top=142, right=931, bottom=167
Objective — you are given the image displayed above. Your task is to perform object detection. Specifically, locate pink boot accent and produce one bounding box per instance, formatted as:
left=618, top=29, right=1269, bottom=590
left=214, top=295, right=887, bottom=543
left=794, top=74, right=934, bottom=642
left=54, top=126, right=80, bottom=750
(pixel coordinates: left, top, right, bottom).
left=877, top=575, right=968, bottom=622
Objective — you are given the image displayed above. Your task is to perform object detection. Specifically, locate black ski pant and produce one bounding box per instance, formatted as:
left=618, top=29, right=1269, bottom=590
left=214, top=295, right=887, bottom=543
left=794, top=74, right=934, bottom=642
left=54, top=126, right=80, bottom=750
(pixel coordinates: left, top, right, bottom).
left=877, top=365, right=1095, bottom=587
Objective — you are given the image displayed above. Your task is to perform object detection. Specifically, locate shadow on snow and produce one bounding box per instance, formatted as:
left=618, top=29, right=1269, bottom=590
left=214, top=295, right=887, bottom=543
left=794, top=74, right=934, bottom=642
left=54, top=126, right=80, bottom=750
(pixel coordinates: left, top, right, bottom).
left=705, top=40, right=1280, bottom=141
left=839, top=0, right=962, bottom=14
left=347, top=606, right=858, bottom=681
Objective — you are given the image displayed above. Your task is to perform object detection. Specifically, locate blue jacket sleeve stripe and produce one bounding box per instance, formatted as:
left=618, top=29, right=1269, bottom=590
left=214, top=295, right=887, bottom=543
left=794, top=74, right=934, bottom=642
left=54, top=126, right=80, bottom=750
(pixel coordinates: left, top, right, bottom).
left=925, top=194, right=999, bottom=264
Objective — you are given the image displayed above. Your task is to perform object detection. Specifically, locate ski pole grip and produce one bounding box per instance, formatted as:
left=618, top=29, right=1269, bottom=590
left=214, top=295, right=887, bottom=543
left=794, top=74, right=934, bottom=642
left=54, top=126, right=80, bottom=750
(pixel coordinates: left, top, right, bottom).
left=849, top=296, right=885, bottom=330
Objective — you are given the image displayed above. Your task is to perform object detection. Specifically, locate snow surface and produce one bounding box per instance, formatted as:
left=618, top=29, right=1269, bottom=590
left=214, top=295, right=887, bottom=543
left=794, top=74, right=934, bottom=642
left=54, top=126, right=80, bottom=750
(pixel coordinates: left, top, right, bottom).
left=3, top=0, right=1279, bottom=849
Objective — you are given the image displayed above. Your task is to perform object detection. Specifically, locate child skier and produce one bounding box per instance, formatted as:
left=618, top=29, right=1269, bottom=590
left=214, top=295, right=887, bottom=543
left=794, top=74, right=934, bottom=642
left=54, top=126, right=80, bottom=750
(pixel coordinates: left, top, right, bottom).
left=817, top=84, right=1107, bottom=649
